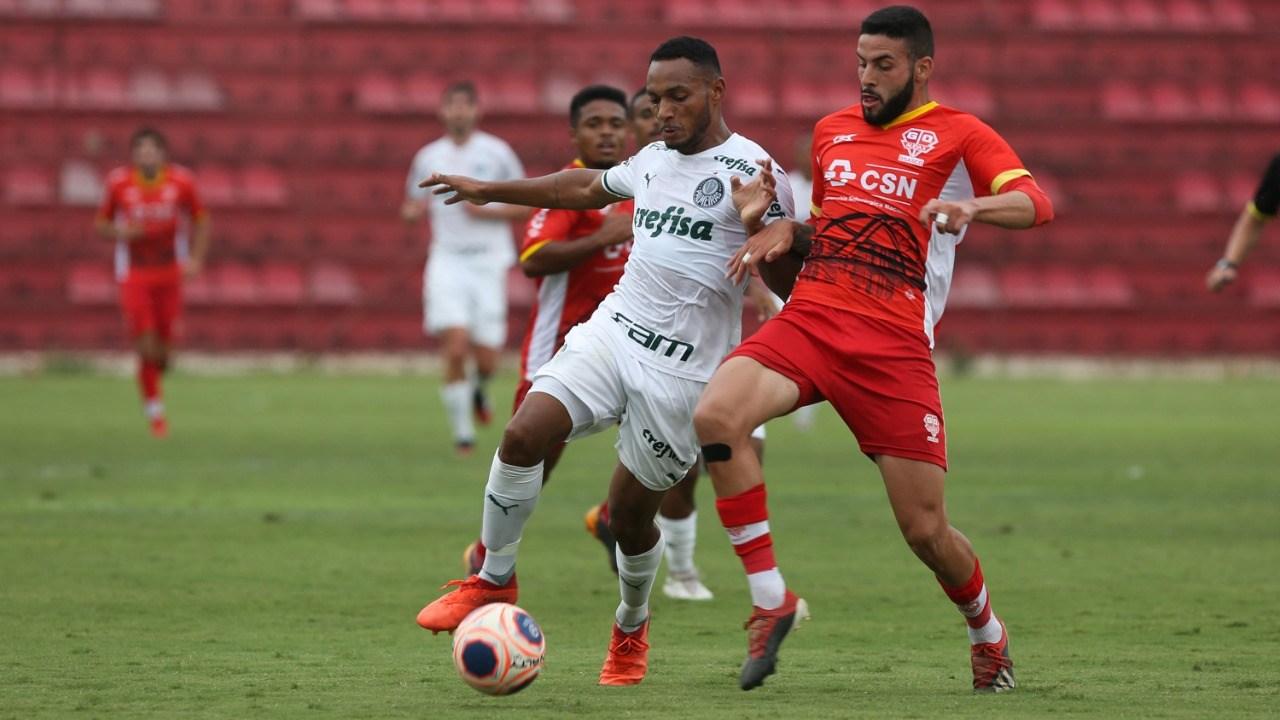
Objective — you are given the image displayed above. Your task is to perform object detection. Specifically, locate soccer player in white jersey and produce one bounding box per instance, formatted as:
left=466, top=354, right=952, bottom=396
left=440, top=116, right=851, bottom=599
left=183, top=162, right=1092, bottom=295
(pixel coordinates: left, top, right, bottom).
left=402, top=81, right=528, bottom=455
left=414, top=37, right=794, bottom=686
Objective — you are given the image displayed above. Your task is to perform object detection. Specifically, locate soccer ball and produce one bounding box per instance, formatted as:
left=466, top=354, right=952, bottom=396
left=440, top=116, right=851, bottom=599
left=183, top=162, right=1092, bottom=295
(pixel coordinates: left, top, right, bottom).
left=451, top=603, right=545, bottom=695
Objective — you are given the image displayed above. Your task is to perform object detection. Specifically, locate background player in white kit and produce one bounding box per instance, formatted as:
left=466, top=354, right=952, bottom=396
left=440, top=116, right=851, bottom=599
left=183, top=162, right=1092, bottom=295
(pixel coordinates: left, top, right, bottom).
left=414, top=37, right=794, bottom=686
left=402, top=81, right=528, bottom=455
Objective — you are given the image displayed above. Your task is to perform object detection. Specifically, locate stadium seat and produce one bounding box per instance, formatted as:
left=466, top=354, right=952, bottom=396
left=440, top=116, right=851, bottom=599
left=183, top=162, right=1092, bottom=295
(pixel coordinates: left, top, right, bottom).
left=1175, top=173, right=1221, bottom=213
left=0, top=67, right=54, bottom=108
left=259, top=263, right=306, bottom=304
left=195, top=167, right=237, bottom=208
left=240, top=166, right=290, bottom=208
left=66, top=263, right=116, bottom=304
left=212, top=263, right=262, bottom=305
left=173, top=73, right=224, bottom=111
left=310, top=263, right=361, bottom=305
left=127, top=68, right=171, bottom=109
left=60, top=160, right=105, bottom=207
left=4, top=166, right=56, bottom=206
left=355, top=74, right=402, bottom=113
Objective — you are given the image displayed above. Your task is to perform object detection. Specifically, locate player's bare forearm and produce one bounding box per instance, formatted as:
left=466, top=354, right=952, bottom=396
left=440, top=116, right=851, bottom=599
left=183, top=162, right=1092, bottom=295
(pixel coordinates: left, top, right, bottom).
left=469, top=203, right=533, bottom=221
left=423, top=168, right=615, bottom=210
left=521, top=235, right=607, bottom=277
left=190, top=217, right=211, bottom=264
left=757, top=224, right=812, bottom=299
left=94, top=217, right=116, bottom=240
left=1223, top=208, right=1265, bottom=265
left=972, top=190, right=1036, bottom=229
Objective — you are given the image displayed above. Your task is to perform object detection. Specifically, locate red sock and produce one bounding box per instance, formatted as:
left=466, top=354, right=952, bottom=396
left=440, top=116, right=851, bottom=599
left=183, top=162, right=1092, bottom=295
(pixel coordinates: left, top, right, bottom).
left=139, top=359, right=161, bottom=403
left=473, top=539, right=487, bottom=565
left=715, top=484, right=785, bottom=608
left=938, top=558, right=993, bottom=630
left=597, top=499, right=610, bottom=527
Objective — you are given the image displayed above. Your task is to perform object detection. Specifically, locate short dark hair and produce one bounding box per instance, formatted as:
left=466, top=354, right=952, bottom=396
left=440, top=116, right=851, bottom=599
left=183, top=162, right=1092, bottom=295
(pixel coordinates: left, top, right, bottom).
left=569, top=84, right=628, bottom=126
left=631, top=88, right=649, bottom=107
left=649, top=36, right=721, bottom=76
left=442, top=80, right=477, bottom=102
left=860, top=5, right=934, bottom=60
left=130, top=126, right=167, bottom=150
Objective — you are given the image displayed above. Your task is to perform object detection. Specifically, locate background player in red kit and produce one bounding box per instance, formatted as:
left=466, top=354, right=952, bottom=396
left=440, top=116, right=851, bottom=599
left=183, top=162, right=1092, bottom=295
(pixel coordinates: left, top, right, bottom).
left=460, top=85, right=634, bottom=574
left=95, top=128, right=210, bottom=437
left=693, top=6, right=1054, bottom=691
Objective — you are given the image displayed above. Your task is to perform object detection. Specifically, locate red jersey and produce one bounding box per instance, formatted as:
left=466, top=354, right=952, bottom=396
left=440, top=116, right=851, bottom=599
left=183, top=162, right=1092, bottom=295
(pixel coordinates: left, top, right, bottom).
left=96, top=164, right=205, bottom=282
left=797, top=101, right=1031, bottom=343
left=517, top=161, right=633, bottom=380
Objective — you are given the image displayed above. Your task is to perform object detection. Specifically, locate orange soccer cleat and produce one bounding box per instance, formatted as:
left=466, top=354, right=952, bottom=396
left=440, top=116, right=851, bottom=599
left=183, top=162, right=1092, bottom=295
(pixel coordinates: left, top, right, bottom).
left=598, top=619, right=650, bottom=686
left=415, top=575, right=518, bottom=635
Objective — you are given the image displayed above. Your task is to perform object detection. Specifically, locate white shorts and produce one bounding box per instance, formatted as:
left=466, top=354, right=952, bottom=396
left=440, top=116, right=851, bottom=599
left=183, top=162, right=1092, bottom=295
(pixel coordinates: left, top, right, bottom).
left=423, top=253, right=508, bottom=349
left=529, top=319, right=702, bottom=491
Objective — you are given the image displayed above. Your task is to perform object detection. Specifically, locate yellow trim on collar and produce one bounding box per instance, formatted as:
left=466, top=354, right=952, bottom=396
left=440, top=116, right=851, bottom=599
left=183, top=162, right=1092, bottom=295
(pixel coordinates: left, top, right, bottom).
left=880, top=101, right=939, bottom=130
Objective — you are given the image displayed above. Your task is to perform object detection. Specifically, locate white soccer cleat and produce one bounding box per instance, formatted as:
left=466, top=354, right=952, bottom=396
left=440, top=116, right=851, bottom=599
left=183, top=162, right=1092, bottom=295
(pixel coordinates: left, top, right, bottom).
left=662, top=570, right=714, bottom=601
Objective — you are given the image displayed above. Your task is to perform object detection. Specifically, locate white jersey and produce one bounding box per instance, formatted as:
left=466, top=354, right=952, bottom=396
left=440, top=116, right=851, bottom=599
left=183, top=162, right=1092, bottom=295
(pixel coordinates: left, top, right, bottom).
left=788, top=170, right=813, bottom=223
left=596, top=133, right=795, bottom=382
left=405, top=130, right=525, bottom=264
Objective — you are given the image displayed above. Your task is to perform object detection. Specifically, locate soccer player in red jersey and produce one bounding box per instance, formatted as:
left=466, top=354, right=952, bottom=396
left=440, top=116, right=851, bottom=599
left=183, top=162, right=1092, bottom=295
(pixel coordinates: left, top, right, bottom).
left=693, top=6, right=1054, bottom=691
left=95, top=128, right=210, bottom=437
left=460, top=84, right=635, bottom=574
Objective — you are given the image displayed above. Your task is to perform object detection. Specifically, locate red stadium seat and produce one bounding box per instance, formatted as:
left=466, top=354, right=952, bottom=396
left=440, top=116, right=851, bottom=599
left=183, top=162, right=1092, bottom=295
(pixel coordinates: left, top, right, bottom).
left=356, top=74, right=402, bottom=113
left=259, top=263, right=306, bottom=304
left=195, top=167, right=237, bottom=208
left=66, top=263, right=116, bottom=304
left=212, top=263, right=262, bottom=305
left=310, top=263, right=361, bottom=305
left=240, top=166, right=290, bottom=208
left=4, top=166, right=56, bottom=206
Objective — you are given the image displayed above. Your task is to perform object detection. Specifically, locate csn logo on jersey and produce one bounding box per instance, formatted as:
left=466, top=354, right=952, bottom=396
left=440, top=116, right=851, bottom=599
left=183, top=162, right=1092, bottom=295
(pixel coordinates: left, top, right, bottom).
left=692, top=177, right=725, bottom=208
left=898, top=128, right=939, bottom=167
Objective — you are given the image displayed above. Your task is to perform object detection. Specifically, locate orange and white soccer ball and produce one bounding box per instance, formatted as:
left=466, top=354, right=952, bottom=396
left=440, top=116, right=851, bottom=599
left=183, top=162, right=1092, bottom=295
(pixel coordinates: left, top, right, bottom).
left=451, top=603, right=545, bottom=695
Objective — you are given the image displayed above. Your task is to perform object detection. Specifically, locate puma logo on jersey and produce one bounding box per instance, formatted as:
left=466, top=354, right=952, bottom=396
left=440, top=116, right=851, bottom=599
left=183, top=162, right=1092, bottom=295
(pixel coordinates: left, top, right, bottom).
left=633, top=205, right=714, bottom=240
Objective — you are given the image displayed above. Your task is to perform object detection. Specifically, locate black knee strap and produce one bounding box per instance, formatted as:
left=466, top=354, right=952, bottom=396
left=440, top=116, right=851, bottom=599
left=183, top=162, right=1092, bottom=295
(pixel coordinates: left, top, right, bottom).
left=701, top=443, right=732, bottom=463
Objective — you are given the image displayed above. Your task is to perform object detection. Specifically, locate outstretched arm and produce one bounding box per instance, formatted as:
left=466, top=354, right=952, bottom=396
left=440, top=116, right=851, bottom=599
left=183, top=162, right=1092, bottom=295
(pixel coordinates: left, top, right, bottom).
left=419, top=168, right=619, bottom=210
left=1206, top=206, right=1267, bottom=292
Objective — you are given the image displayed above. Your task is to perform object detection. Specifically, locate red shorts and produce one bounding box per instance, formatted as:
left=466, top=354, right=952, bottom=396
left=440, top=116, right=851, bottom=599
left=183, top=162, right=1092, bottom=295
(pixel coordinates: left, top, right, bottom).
left=728, top=299, right=947, bottom=470
left=120, top=273, right=182, bottom=341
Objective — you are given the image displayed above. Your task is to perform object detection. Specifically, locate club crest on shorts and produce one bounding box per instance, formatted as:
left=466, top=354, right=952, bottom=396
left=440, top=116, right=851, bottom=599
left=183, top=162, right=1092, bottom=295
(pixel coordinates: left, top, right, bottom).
left=923, top=413, right=941, bottom=443
left=693, top=177, right=725, bottom=208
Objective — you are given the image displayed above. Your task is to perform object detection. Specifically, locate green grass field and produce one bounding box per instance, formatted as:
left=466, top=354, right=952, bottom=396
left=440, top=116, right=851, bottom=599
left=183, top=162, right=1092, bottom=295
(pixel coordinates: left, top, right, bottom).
left=2, top=371, right=1278, bottom=719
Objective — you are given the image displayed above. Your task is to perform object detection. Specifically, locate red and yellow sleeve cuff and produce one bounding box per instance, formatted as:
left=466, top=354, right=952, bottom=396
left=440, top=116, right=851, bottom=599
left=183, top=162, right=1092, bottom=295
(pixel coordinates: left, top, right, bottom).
left=519, top=239, right=553, bottom=263
left=991, top=169, right=1032, bottom=195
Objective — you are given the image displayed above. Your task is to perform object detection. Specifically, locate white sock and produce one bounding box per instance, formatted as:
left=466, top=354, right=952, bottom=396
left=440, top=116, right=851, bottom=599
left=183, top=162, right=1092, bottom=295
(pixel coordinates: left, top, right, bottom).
left=478, top=452, right=542, bottom=586
left=969, top=614, right=1003, bottom=645
left=440, top=381, right=474, bottom=443
left=655, top=512, right=697, bottom=575
left=746, top=568, right=786, bottom=610
left=145, top=400, right=165, bottom=420
left=792, top=403, right=816, bottom=430
left=614, top=531, right=664, bottom=632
